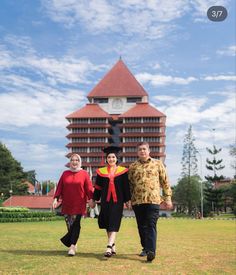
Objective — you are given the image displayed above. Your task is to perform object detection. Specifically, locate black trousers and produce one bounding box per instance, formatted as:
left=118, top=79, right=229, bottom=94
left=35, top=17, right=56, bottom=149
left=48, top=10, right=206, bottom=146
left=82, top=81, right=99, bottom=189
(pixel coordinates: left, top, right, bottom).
left=60, top=215, right=82, bottom=247
left=133, top=204, right=159, bottom=254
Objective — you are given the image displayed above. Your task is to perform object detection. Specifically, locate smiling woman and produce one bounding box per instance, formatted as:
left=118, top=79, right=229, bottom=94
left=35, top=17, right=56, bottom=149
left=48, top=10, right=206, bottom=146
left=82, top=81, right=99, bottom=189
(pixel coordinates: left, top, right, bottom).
left=92, top=146, right=131, bottom=257
left=52, top=153, right=94, bottom=256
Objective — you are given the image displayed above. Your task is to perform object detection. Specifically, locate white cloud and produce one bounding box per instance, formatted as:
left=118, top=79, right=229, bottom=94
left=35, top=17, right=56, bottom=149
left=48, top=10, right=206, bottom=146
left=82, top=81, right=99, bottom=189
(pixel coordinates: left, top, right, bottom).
left=136, top=72, right=197, bottom=86
left=42, top=0, right=224, bottom=38
left=0, top=36, right=104, bottom=86
left=204, top=75, right=236, bottom=81
left=0, top=89, right=86, bottom=128
left=217, top=45, right=236, bottom=56
left=153, top=90, right=235, bottom=134
left=1, top=138, right=67, bottom=181
left=190, top=0, right=229, bottom=19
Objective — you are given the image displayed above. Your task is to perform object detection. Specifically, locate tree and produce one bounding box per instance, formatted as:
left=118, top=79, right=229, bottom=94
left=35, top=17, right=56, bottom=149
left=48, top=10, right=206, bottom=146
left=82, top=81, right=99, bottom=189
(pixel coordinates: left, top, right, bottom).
left=229, top=144, right=236, bottom=178
left=173, top=175, right=201, bottom=215
left=180, top=125, right=198, bottom=214
left=204, top=145, right=225, bottom=215
left=205, top=145, right=225, bottom=182
left=0, top=142, right=28, bottom=199
left=181, top=125, right=198, bottom=177
left=25, top=170, right=37, bottom=185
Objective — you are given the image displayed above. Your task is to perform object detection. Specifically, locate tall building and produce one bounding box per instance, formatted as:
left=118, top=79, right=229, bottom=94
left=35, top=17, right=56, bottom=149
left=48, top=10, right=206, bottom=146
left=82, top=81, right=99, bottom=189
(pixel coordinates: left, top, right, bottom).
left=66, top=59, right=166, bottom=175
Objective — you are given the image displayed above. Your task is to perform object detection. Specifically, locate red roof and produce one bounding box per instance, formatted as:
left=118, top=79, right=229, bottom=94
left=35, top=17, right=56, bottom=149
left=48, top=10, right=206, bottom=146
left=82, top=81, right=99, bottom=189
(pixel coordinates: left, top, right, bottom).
left=87, top=59, right=148, bottom=98
left=119, top=102, right=165, bottom=117
left=66, top=103, right=110, bottom=118
left=3, top=195, right=53, bottom=209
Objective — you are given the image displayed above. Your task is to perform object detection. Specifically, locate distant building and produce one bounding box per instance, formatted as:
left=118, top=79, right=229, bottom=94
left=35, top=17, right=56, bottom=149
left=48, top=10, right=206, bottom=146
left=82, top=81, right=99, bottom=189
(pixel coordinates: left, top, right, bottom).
left=214, top=178, right=234, bottom=189
left=2, top=195, right=53, bottom=211
left=66, top=59, right=167, bottom=175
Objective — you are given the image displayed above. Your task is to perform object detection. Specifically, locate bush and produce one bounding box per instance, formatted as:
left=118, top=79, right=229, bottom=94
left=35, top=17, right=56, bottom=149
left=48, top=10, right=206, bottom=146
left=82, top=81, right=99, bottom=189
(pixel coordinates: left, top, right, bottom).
left=0, top=208, right=63, bottom=222
left=171, top=212, right=190, bottom=218
left=0, top=207, right=29, bottom=212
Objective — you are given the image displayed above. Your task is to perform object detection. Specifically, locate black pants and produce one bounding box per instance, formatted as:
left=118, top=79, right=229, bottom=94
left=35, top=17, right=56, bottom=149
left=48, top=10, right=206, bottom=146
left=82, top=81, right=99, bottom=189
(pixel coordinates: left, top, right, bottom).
left=133, top=204, right=159, bottom=254
left=60, top=215, right=82, bottom=247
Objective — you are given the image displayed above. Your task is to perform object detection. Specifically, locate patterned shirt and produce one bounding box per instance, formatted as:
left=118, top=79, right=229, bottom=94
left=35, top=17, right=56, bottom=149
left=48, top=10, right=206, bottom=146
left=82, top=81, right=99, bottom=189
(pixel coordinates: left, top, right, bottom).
left=128, top=158, right=172, bottom=205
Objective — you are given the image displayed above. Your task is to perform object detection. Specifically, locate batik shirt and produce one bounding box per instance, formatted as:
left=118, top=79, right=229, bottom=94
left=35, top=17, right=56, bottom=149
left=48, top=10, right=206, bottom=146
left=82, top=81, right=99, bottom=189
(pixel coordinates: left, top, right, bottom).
left=128, top=158, right=172, bottom=205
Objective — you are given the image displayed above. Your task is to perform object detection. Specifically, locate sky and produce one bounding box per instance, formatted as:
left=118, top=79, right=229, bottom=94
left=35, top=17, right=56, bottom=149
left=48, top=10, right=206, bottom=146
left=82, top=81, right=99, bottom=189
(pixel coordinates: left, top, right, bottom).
left=0, top=0, right=235, bottom=186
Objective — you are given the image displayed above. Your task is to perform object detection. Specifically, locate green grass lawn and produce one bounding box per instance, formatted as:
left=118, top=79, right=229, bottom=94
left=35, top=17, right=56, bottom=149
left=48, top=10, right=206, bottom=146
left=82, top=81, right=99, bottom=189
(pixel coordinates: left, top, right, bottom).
left=0, top=218, right=235, bottom=275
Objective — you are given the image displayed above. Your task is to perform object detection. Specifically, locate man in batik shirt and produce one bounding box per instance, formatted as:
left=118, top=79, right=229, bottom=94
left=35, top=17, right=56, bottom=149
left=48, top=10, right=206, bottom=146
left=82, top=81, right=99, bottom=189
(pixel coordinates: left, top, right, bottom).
left=128, top=142, right=173, bottom=262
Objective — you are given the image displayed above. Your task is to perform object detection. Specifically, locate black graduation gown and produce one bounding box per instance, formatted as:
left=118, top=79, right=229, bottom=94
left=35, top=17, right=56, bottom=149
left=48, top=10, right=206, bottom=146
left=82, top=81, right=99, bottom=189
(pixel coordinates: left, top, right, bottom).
left=93, top=166, right=131, bottom=232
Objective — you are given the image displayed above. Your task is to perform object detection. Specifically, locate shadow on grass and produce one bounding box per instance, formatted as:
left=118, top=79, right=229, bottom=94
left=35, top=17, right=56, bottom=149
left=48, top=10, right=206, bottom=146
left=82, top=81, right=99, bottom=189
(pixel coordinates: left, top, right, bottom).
left=1, top=249, right=144, bottom=262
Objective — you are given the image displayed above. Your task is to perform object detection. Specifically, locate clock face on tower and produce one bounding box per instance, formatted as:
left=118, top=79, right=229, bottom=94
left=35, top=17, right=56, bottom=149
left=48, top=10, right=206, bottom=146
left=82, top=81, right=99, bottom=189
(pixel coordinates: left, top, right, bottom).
left=112, top=98, right=123, bottom=109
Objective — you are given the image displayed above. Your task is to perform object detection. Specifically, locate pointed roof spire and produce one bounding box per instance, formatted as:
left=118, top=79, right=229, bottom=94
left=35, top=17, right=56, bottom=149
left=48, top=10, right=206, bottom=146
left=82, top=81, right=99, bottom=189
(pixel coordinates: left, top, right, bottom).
left=87, top=59, right=148, bottom=98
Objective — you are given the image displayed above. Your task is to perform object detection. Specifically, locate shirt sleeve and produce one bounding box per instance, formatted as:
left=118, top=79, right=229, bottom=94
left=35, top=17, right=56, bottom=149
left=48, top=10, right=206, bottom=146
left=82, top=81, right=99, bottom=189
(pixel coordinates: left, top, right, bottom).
left=158, top=161, right=172, bottom=203
left=128, top=164, right=134, bottom=195
left=93, top=173, right=102, bottom=201
left=53, top=172, right=64, bottom=200
left=84, top=171, right=94, bottom=200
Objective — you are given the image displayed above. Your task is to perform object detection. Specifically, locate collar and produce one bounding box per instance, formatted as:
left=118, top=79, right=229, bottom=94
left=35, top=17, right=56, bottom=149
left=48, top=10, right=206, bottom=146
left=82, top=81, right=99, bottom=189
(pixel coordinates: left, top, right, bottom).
left=138, top=157, right=152, bottom=164
left=97, top=166, right=128, bottom=177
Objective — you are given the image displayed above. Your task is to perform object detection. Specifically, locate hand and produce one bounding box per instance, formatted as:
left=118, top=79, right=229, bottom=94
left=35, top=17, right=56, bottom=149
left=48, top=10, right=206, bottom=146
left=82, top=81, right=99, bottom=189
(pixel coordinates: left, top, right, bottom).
left=88, top=199, right=96, bottom=209
left=125, top=200, right=132, bottom=210
left=163, top=201, right=173, bottom=210
left=52, top=198, right=58, bottom=209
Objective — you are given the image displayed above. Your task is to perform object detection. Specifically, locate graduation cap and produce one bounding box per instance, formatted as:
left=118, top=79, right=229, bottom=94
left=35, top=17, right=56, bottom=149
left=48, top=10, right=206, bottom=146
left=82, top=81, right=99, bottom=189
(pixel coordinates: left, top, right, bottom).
left=103, top=145, right=121, bottom=155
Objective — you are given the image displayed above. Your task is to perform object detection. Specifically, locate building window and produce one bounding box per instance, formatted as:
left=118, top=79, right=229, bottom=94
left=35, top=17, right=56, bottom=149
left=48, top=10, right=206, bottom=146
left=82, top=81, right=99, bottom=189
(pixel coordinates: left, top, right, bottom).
left=150, top=147, right=160, bottom=152
left=72, top=138, right=88, bottom=142
left=90, top=128, right=106, bottom=133
left=126, top=97, right=142, bottom=103
left=72, top=118, right=89, bottom=124
left=125, top=127, right=141, bottom=133
left=89, top=157, right=101, bottom=162
left=90, top=147, right=102, bottom=152
left=72, top=128, right=88, bottom=133
left=125, top=137, right=142, bottom=142
left=143, top=117, right=160, bottom=123
left=125, top=157, right=137, bottom=162
left=90, top=137, right=106, bottom=142
left=72, top=147, right=87, bottom=153
left=94, top=98, right=108, bottom=103
left=125, top=147, right=136, bottom=152
left=90, top=118, right=106, bottom=124
left=125, top=118, right=142, bottom=123
left=143, top=127, right=160, bottom=133
left=143, top=137, right=160, bottom=142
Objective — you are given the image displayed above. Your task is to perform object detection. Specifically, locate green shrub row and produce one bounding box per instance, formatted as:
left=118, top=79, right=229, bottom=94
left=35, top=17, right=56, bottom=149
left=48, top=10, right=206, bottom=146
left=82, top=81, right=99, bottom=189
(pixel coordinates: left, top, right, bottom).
left=0, top=207, right=30, bottom=212
left=171, top=212, right=191, bottom=218
left=0, top=216, right=64, bottom=223
left=0, top=211, right=57, bottom=218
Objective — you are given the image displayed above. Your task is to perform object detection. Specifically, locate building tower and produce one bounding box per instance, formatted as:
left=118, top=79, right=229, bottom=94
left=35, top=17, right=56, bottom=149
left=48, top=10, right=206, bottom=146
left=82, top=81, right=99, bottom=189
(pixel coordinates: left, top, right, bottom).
left=66, top=59, right=166, bottom=175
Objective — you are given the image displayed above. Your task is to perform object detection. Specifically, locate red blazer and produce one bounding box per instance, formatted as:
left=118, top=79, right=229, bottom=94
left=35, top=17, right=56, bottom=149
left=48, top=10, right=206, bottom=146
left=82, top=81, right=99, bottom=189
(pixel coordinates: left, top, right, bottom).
left=54, top=170, right=93, bottom=215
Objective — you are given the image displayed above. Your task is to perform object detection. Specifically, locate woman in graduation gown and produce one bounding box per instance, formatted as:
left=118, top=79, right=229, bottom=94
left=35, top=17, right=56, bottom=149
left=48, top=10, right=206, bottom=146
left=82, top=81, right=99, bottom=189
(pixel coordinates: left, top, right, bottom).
left=52, top=153, right=94, bottom=256
left=92, top=146, right=131, bottom=257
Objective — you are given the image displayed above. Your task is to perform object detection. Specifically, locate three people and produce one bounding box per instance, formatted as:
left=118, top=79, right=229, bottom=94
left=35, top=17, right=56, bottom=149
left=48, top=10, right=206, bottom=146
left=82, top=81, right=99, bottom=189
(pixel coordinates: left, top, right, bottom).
left=52, top=153, right=94, bottom=256
left=92, top=146, right=131, bottom=257
left=53, top=143, right=172, bottom=262
left=128, top=142, right=173, bottom=262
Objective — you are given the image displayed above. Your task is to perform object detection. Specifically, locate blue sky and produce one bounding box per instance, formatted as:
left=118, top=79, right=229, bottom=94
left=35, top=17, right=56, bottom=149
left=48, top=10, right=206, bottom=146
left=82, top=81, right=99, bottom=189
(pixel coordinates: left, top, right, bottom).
left=0, top=0, right=235, bottom=186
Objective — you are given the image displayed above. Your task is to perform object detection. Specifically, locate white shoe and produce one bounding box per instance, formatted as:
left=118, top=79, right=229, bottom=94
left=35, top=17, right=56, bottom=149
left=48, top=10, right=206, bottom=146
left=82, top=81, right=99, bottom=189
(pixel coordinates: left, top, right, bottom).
left=68, top=246, right=76, bottom=256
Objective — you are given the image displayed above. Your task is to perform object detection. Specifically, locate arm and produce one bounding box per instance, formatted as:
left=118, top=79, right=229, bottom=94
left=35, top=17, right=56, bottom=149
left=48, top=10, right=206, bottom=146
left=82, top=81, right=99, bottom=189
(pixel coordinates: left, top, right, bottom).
left=84, top=171, right=94, bottom=200
left=159, top=161, right=173, bottom=209
left=93, top=174, right=102, bottom=201
left=84, top=171, right=96, bottom=209
left=52, top=173, right=64, bottom=209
